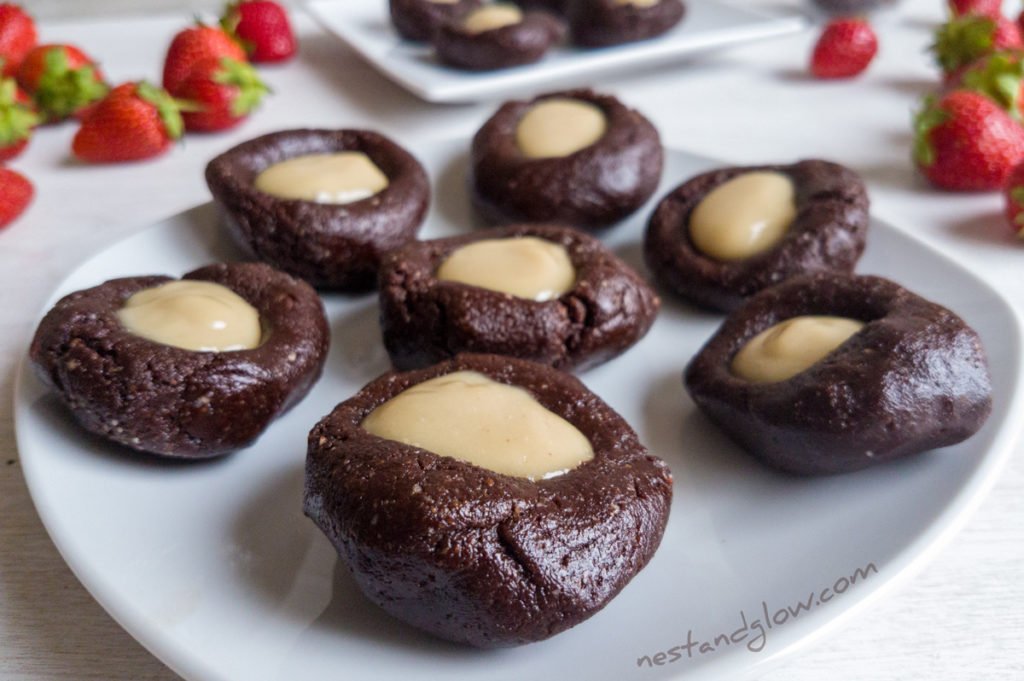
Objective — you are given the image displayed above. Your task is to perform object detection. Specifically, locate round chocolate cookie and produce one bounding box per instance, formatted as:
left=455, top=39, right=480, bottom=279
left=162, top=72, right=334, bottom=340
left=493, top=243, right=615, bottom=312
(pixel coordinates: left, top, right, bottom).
left=205, top=129, right=429, bottom=292
left=470, top=88, right=663, bottom=229
left=433, top=6, right=565, bottom=71
left=684, top=273, right=993, bottom=475
left=378, top=223, right=660, bottom=371
left=30, top=262, right=330, bottom=459
left=567, top=0, right=685, bottom=48
left=644, top=159, right=869, bottom=312
left=304, top=353, right=673, bottom=647
left=389, top=0, right=481, bottom=42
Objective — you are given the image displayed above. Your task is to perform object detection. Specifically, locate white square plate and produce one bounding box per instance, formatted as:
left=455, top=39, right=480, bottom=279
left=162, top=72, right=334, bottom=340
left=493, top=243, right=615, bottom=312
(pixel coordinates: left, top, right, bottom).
left=15, top=140, right=1024, bottom=681
left=307, top=0, right=808, bottom=102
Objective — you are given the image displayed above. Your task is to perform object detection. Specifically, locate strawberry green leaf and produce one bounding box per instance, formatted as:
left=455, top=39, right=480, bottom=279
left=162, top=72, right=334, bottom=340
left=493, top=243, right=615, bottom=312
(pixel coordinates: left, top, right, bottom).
left=34, top=47, right=108, bottom=121
left=0, top=78, right=14, bottom=105
left=931, top=15, right=997, bottom=74
left=961, top=50, right=1024, bottom=119
left=214, top=57, right=269, bottom=116
left=172, top=96, right=205, bottom=114
left=0, top=78, right=38, bottom=147
left=136, top=80, right=184, bottom=140
left=219, top=3, right=258, bottom=55
left=912, top=96, right=948, bottom=167
left=0, top=104, right=38, bottom=145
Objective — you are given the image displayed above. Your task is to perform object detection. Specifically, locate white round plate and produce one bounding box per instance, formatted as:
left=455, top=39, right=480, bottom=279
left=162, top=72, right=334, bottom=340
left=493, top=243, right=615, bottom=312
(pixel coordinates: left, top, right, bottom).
left=15, top=141, right=1024, bottom=681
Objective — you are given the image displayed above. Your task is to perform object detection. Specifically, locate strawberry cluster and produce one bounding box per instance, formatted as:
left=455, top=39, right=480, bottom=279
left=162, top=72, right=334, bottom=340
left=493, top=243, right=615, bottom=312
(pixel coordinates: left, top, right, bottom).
left=0, top=1, right=295, bottom=231
left=916, top=0, right=1024, bottom=238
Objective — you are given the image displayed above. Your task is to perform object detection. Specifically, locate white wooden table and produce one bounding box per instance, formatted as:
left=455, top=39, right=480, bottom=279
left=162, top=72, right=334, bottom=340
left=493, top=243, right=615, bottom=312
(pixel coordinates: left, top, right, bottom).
left=2, top=2, right=1022, bottom=679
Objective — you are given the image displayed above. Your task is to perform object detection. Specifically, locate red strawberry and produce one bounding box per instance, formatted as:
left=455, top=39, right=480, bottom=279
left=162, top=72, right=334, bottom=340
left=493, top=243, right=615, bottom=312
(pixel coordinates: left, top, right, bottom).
left=913, top=89, right=1024, bottom=191
left=0, top=76, right=38, bottom=161
left=222, top=1, right=297, bottom=63
left=948, top=0, right=1003, bottom=19
left=810, top=17, right=878, bottom=79
left=162, top=24, right=246, bottom=94
left=1003, top=161, right=1024, bottom=237
left=961, top=49, right=1024, bottom=119
left=932, top=14, right=1024, bottom=81
left=16, top=44, right=107, bottom=122
left=0, top=3, right=36, bottom=78
left=177, top=56, right=268, bottom=132
left=0, top=166, right=32, bottom=229
left=72, top=81, right=183, bottom=163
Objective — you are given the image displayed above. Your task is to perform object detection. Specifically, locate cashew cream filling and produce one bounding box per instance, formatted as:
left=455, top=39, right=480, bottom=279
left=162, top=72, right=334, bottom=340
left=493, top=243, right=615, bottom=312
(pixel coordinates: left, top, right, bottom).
left=118, top=280, right=262, bottom=352
left=731, top=315, right=865, bottom=383
left=462, top=4, right=523, bottom=33
left=254, top=152, right=389, bottom=204
left=515, top=98, right=608, bottom=159
left=436, top=237, right=576, bottom=301
left=361, top=370, right=594, bottom=480
left=689, top=171, right=797, bottom=261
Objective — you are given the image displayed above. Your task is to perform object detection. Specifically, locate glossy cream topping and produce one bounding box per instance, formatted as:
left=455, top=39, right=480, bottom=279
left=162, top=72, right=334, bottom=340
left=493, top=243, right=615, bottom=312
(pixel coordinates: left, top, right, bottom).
left=463, top=4, right=523, bottom=33
left=515, top=98, right=608, bottom=159
left=117, top=280, right=262, bottom=352
left=731, top=315, right=865, bottom=383
left=253, top=152, right=389, bottom=204
left=361, top=370, right=594, bottom=480
left=614, top=0, right=661, bottom=6
left=689, top=171, right=797, bottom=261
left=436, top=237, right=576, bottom=301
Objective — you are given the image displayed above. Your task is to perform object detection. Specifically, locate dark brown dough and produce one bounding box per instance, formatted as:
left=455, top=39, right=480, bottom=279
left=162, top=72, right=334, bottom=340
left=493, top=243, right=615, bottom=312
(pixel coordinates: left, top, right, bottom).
left=518, top=0, right=572, bottom=13
left=470, top=88, right=663, bottom=228
left=644, top=159, right=869, bottom=312
left=389, top=0, right=480, bottom=42
left=684, top=273, right=993, bottom=475
left=304, top=353, right=673, bottom=647
left=433, top=10, right=565, bottom=71
left=378, top=223, right=660, bottom=371
left=205, top=129, right=429, bottom=292
left=29, top=262, right=330, bottom=459
left=568, top=0, right=685, bottom=47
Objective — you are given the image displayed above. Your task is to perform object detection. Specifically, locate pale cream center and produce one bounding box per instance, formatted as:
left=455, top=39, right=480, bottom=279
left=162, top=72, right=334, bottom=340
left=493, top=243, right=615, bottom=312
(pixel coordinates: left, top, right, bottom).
left=515, top=98, right=608, bottom=159
left=463, top=4, right=523, bottom=34
left=118, top=280, right=262, bottom=352
left=732, top=315, right=864, bottom=383
left=254, top=152, right=389, bottom=204
left=361, top=370, right=594, bottom=480
left=436, top=237, right=576, bottom=302
left=689, top=171, right=797, bottom=261
left=614, top=0, right=661, bottom=7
